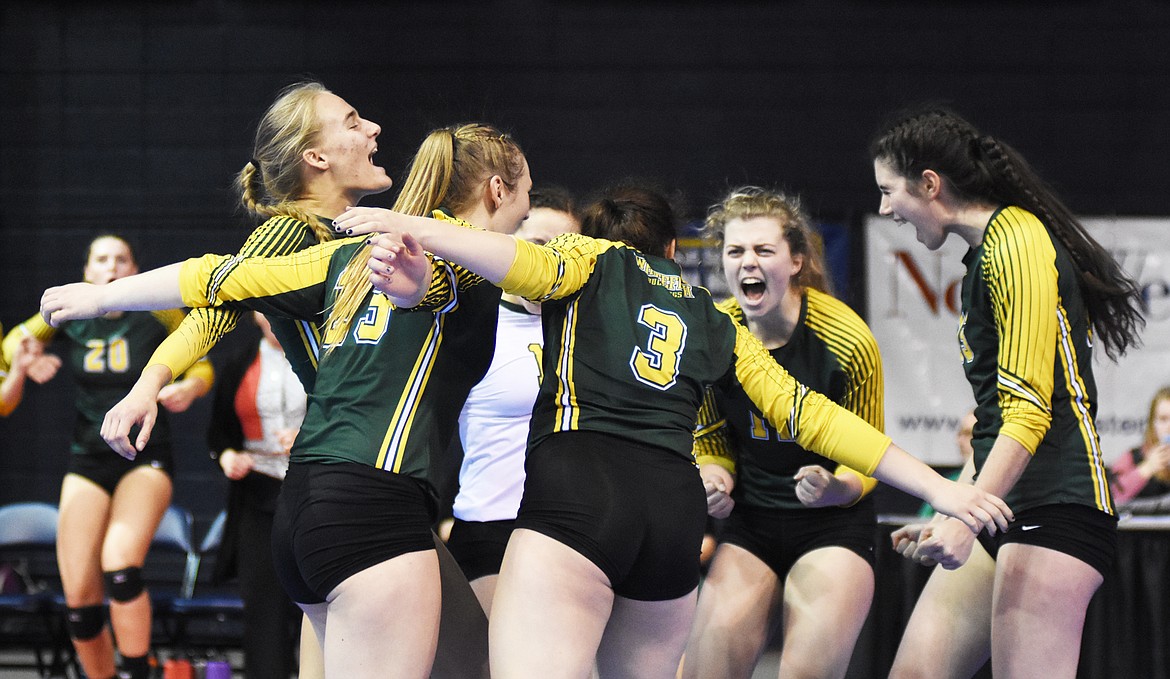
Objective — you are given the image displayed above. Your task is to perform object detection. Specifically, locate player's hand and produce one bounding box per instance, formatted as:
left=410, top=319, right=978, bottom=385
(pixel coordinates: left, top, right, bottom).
left=700, top=464, right=736, bottom=519
left=40, top=283, right=106, bottom=327
left=334, top=206, right=412, bottom=238
left=101, top=384, right=159, bottom=459
left=217, top=449, right=254, bottom=481
left=890, top=522, right=930, bottom=561
left=158, top=379, right=201, bottom=413
left=914, top=517, right=978, bottom=570
left=793, top=465, right=860, bottom=508
left=926, top=480, right=1012, bottom=535
left=367, top=233, right=430, bottom=307
left=13, top=336, right=62, bottom=384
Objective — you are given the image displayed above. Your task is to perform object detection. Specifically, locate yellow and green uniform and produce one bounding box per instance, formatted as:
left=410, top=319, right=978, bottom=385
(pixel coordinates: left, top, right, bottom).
left=150, top=215, right=327, bottom=391
left=0, top=322, right=8, bottom=378
left=2, top=311, right=213, bottom=455
left=500, top=234, right=892, bottom=474
left=178, top=213, right=499, bottom=496
left=693, top=290, right=882, bottom=510
left=959, top=206, right=1112, bottom=514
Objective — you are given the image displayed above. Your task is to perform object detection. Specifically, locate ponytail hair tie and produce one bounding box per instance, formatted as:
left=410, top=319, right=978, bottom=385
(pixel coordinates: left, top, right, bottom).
left=250, top=158, right=262, bottom=171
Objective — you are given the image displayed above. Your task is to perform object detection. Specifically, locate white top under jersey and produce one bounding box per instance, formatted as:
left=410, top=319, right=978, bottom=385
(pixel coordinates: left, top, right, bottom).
left=454, top=300, right=544, bottom=521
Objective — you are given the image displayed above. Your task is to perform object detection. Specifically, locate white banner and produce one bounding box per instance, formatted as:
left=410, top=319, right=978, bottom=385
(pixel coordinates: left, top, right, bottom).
left=866, top=216, right=1170, bottom=465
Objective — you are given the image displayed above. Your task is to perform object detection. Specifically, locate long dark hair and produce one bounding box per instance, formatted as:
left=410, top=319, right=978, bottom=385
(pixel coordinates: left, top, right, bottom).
left=871, top=106, right=1144, bottom=360
left=579, top=183, right=678, bottom=258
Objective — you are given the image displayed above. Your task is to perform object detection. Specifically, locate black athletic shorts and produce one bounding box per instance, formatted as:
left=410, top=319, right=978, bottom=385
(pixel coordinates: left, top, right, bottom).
left=446, top=518, right=516, bottom=581
left=271, top=461, right=437, bottom=604
left=67, top=446, right=173, bottom=496
left=515, top=430, right=706, bottom=602
left=720, top=502, right=876, bottom=579
left=976, top=503, right=1118, bottom=578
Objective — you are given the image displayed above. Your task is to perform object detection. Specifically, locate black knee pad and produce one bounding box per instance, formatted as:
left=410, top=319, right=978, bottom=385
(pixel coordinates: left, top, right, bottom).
left=103, top=566, right=145, bottom=603
left=119, top=653, right=151, bottom=679
left=65, top=604, right=106, bottom=640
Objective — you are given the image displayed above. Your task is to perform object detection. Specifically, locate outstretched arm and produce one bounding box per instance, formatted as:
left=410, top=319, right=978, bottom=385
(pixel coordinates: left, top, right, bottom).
left=40, top=263, right=185, bottom=326
left=336, top=208, right=518, bottom=284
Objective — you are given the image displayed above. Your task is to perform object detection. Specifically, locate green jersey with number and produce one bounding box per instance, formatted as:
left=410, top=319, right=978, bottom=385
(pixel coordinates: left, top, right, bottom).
left=9, top=309, right=209, bottom=455
left=178, top=214, right=499, bottom=495
left=959, top=206, right=1112, bottom=514
left=498, top=234, right=893, bottom=475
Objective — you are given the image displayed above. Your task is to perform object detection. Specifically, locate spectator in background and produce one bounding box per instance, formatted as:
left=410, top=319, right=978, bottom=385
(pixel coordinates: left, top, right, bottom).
left=1110, top=386, right=1170, bottom=506
left=207, top=311, right=306, bottom=679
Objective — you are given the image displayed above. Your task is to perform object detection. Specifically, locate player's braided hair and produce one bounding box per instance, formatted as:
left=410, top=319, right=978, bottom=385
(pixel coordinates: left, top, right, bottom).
left=871, top=106, right=1144, bottom=360
left=233, top=81, right=335, bottom=244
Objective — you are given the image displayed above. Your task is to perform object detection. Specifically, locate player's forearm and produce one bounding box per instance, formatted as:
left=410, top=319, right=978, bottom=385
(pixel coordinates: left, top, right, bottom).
left=101, top=263, right=186, bottom=312
left=409, top=216, right=518, bottom=284
left=971, top=434, right=1031, bottom=498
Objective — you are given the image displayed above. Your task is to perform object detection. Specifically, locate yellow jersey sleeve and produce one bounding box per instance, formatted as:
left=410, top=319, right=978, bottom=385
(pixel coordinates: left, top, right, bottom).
left=693, top=387, right=737, bottom=474
left=984, top=212, right=1057, bottom=453
left=179, top=238, right=350, bottom=310
left=731, top=321, right=891, bottom=476
left=498, top=234, right=618, bottom=302
left=146, top=216, right=324, bottom=378
left=2, top=313, right=57, bottom=369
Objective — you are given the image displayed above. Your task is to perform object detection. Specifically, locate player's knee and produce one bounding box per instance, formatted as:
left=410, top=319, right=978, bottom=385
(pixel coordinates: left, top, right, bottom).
left=103, top=566, right=145, bottom=603
left=65, top=604, right=106, bottom=640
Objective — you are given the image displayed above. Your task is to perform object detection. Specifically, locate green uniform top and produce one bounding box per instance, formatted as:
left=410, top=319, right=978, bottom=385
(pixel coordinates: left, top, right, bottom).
left=693, top=290, right=883, bottom=510
left=4, top=311, right=213, bottom=455
left=150, top=215, right=327, bottom=391
left=959, top=206, right=1112, bottom=514
left=498, top=234, right=893, bottom=475
left=179, top=213, right=499, bottom=495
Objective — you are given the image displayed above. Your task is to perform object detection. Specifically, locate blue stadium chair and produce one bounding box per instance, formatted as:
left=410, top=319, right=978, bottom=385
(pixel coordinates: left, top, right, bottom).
left=147, top=505, right=197, bottom=652
left=0, top=502, right=77, bottom=677
left=169, top=510, right=245, bottom=654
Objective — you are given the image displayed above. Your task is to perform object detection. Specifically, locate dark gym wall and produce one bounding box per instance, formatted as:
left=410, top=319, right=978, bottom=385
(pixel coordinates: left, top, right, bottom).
left=3, top=0, right=1168, bottom=518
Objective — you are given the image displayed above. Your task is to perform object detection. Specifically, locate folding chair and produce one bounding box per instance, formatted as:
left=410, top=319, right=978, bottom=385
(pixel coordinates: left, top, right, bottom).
left=0, top=502, right=78, bottom=677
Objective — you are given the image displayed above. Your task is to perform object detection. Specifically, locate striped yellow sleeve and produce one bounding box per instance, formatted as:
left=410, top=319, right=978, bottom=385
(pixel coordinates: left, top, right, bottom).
left=2, top=313, right=57, bottom=368
left=693, top=387, right=737, bottom=474
left=731, top=320, right=891, bottom=476
left=178, top=356, right=214, bottom=388
left=146, top=216, right=317, bottom=377
left=498, top=234, right=616, bottom=302
left=146, top=307, right=243, bottom=379
left=806, top=289, right=884, bottom=498
left=179, top=238, right=348, bottom=309
left=984, top=209, right=1056, bottom=453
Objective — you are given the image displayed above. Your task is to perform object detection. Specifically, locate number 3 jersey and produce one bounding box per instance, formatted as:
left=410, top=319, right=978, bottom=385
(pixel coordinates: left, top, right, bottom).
left=498, top=234, right=892, bottom=475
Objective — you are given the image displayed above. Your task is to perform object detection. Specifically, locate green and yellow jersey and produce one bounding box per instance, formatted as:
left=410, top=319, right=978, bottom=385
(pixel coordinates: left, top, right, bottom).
left=959, top=206, right=1112, bottom=514
left=0, top=322, right=7, bottom=378
left=2, top=311, right=213, bottom=455
left=498, top=234, right=893, bottom=475
left=178, top=213, right=500, bottom=495
left=693, top=290, right=883, bottom=510
left=149, top=215, right=327, bottom=391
